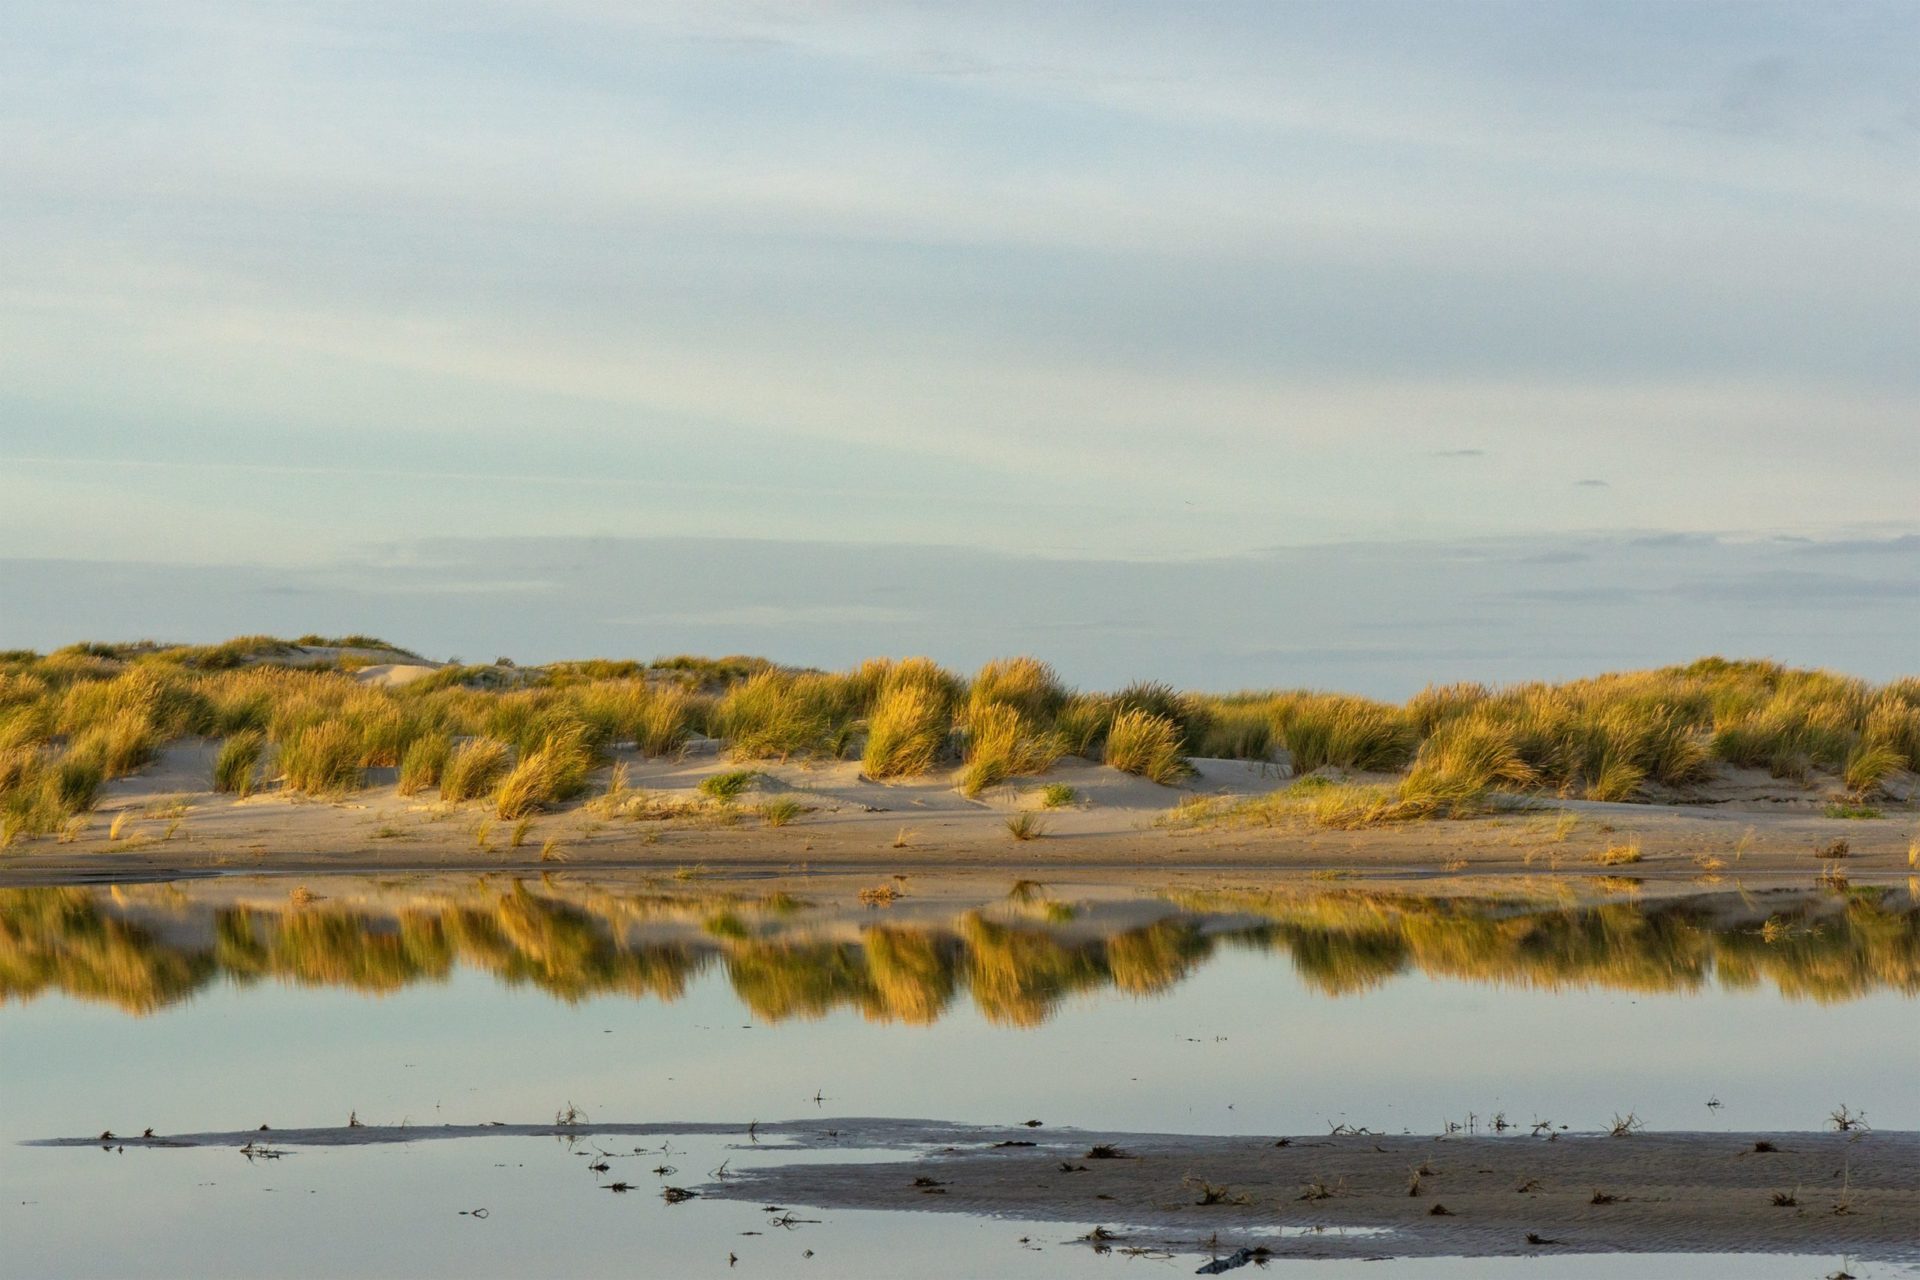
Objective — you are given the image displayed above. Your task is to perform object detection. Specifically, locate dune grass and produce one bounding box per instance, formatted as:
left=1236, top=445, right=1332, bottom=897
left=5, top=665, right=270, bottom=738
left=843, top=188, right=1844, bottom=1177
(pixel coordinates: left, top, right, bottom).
left=440, top=738, right=511, bottom=803
left=212, top=731, right=266, bottom=796
left=863, top=682, right=950, bottom=780
left=1103, top=709, right=1190, bottom=784
left=396, top=731, right=452, bottom=796
left=958, top=703, right=1063, bottom=796
left=494, top=725, right=596, bottom=819
left=276, top=721, right=363, bottom=795
left=0, top=640, right=1912, bottom=841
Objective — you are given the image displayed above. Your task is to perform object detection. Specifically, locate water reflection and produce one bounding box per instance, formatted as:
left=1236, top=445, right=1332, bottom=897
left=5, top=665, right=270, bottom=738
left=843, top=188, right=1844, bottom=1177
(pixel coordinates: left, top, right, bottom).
left=2, top=881, right=1914, bottom=1021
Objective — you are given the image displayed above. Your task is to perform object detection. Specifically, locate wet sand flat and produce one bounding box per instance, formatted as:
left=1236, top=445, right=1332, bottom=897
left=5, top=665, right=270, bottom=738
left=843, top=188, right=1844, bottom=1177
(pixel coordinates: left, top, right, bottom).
left=33, top=1120, right=1918, bottom=1262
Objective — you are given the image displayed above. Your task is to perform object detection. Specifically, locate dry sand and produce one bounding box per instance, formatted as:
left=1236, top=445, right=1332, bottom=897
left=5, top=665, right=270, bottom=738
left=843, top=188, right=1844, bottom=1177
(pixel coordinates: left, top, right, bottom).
left=3, top=739, right=1913, bottom=889
left=34, top=1120, right=1917, bottom=1262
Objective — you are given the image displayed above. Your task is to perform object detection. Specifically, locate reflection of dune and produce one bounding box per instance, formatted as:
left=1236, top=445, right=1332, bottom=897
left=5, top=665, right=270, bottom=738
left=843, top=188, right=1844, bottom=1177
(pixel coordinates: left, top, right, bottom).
left=2, top=883, right=1915, bottom=1020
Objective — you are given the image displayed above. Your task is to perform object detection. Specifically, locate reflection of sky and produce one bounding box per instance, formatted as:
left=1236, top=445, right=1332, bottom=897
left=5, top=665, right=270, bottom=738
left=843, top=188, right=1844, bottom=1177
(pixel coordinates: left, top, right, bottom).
left=4, top=3, right=1918, bottom=675
left=5, top=953, right=1916, bottom=1276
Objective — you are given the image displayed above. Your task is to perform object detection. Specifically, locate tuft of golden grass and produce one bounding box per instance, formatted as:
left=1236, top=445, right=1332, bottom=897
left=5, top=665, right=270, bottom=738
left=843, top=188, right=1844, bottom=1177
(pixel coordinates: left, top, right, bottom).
left=494, top=725, right=595, bottom=819
left=275, top=721, right=362, bottom=795
left=213, top=732, right=266, bottom=796
left=959, top=703, right=1063, bottom=797
left=396, top=731, right=451, bottom=797
left=1004, top=811, right=1047, bottom=841
left=1594, top=841, right=1644, bottom=866
left=1103, top=709, right=1189, bottom=784
left=441, top=738, right=511, bottom=803
left=863, top=683, right=949, bottom=780
left=760, top=796, right=805, bottom=827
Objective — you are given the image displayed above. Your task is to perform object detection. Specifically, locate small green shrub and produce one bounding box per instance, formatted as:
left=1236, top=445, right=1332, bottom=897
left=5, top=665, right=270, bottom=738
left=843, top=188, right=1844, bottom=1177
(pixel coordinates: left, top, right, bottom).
left=699, top=769, right=761, bottom=801
left=1039, top=782, right=1076, bottom=808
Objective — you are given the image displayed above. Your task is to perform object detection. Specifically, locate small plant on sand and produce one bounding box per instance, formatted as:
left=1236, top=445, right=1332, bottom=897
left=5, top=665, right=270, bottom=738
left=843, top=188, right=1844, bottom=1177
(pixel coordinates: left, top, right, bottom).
left=1814, top=838, right=1851, bottom=860
left=858, top=882, right=902, bottom=907
left=1004, top=811, right=1046, bottom=841
left=1103, top=709, right=1189, bottom=784
left=1822, top=802, right=1882, bottom=820
left=537, top=837, right=567, bottom=862
left=1039, top=782, right=1077, bottom=808
left=699, top=769, right=761, bottom=802
left=1594, top=842, right=1643, bottom=866
left=1769, top=1190, right=1797, bottom=1207
left=509, top=816, right=533, bottom=848
left=1607, top=1112, right=1644, bottom=1137
left=440, top=738, right=511, bottom=803
left=212, top=731, right=266, bottom=796
left=760, top=796, right=804, bottom=827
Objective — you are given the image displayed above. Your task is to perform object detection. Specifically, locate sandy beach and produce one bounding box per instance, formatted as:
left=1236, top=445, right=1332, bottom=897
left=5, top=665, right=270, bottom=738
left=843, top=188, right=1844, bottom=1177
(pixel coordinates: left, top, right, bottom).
left=2, top=735, right=1913, bottom=888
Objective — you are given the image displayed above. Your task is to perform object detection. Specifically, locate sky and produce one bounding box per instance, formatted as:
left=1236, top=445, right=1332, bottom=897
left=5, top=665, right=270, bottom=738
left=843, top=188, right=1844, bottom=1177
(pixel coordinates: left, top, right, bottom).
left=1, top=2, right=1915, bottom=692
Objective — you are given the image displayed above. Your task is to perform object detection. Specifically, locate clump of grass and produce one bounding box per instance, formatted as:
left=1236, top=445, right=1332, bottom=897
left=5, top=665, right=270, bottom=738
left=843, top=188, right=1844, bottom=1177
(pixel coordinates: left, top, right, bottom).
left=967, top=657, right=1066, bottom=726
left=1814, top=838, right=1851, bottom=860
left=1277, top=695, right=1416, bottom=773
left=1769, top=1190, right=1797, bottom=1207
left=537, top=836, right=567, bottom=862
left=494, top=725, right=595, bottom=819
left=1004, top=811, right=1047, bottom=841
left=1054, top=694, right=1113, bottom=757
left=396, top=731, right=452, bottom=797
left=509, top=817, right=534, bottom=847
left=440, top=738, right=511, bottom=803
left=1594, top=842, right=1644, bottom=866
left=212, top=732, right=266, bottom=796
left=635, top=688, right=697, bottom=757
left=1039, top=782, right=1076, bottom=808
left=74, top=709, right=160, bottom=779
left=699, top=769, right=761, bottom=801
left=1395, top=719, right=1538, bottom=819
left=1193, top=702, right=1274, bottom=761
left=959, top=703, right=1062, bottom=797
left=760, top=797, right=804, bottom=827
left=1822, top=802, right=1882, bottom=820
left=1103, top=709, right=1190, bottom=784
left=858, top=882, right=902, bottom=906
left=276, top=721, right=363, bottom=795
left=716, top=671, right=840, bottom=760
left=863, top=683, right=950, bottom=780
left=0, top=747, right=105, bottom=844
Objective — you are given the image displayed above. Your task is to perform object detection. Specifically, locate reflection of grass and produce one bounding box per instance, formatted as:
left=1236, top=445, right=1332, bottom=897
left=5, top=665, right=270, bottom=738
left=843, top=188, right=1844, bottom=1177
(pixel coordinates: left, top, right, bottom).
left=5, top=881, right=1916, bottom=1020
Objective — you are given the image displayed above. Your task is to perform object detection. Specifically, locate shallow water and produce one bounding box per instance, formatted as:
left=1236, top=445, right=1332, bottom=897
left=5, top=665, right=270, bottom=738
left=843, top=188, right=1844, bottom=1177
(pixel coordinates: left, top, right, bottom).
left=4, top=876, right=1916, bottom=1276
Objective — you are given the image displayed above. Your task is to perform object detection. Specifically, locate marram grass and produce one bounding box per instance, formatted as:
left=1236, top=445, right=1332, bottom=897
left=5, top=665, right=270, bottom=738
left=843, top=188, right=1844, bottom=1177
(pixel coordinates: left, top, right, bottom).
left=0, top=640, right=1913, bottom=842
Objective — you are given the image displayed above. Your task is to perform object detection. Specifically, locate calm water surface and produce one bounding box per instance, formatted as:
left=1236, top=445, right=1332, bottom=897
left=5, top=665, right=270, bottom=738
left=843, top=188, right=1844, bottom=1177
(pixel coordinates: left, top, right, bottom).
left=3, top=876, right=1916, bottom=1277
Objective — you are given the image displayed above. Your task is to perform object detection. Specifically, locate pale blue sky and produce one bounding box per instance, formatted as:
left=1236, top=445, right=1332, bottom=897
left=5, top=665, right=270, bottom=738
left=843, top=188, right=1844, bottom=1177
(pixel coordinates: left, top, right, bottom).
left=2, top=3, right=1915, bottom=684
